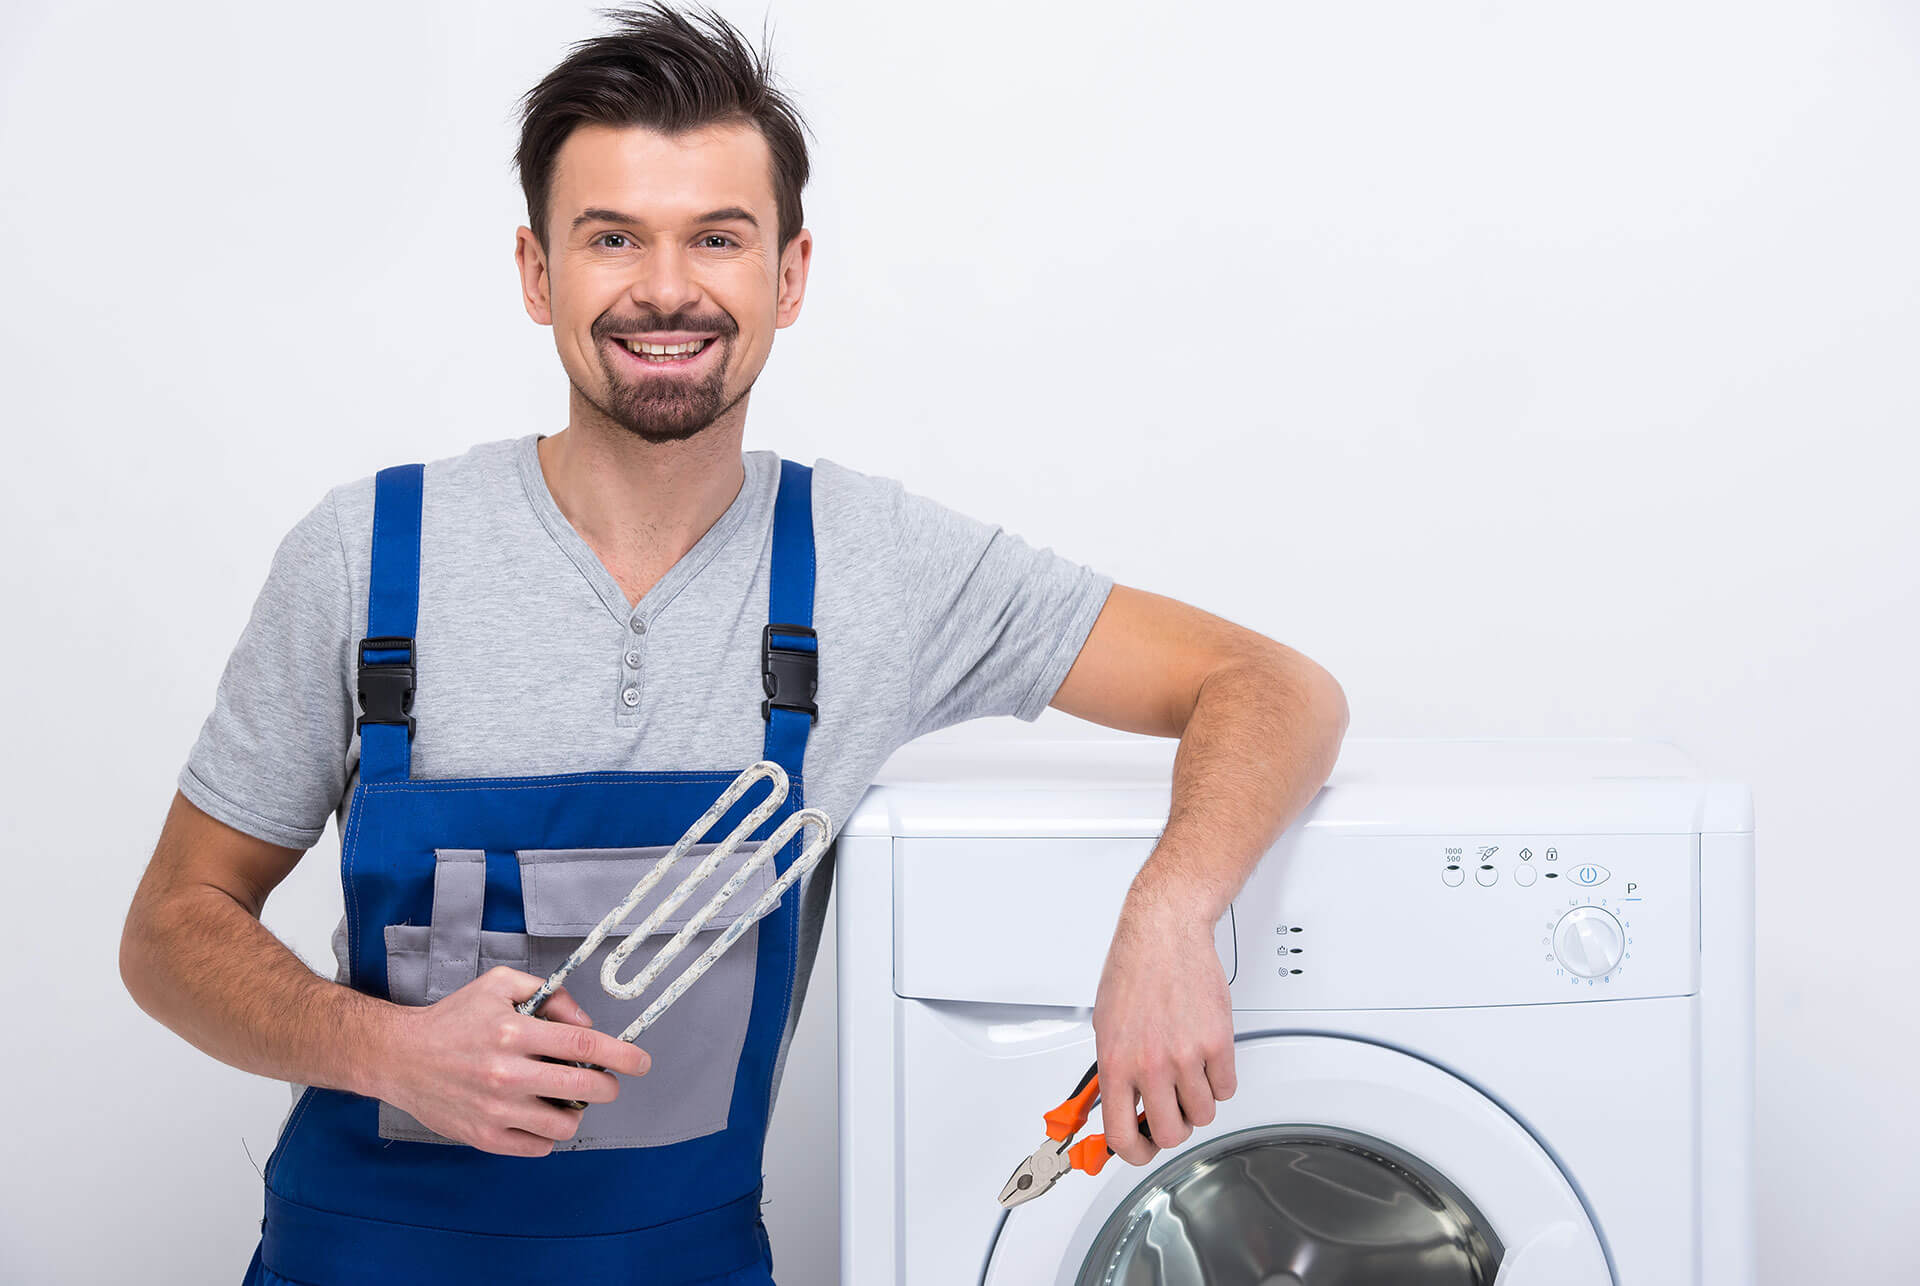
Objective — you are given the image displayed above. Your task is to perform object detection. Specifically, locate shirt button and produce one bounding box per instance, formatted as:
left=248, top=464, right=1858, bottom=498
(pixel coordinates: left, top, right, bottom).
left=621, top=687, right=640, bottom=707
left=630, top=618, right=647, bottom=635
left=624, top=650, right=641, bottom=669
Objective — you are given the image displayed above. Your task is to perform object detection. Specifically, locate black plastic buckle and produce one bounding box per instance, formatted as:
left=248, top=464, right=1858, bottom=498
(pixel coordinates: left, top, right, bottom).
left=761, top=623, right=819, bottom=721
left=356, top=635, right=416, bottom=738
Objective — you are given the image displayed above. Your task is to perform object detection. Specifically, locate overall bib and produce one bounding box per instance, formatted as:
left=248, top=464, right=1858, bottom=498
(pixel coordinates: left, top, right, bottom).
left=241, top=457, right=821, bottom=1286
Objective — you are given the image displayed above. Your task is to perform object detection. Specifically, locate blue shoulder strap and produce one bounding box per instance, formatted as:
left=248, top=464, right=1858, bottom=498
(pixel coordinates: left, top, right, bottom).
left=761, top=458, right=818, bottom=778
left=357, top=463, right=425, bottom=785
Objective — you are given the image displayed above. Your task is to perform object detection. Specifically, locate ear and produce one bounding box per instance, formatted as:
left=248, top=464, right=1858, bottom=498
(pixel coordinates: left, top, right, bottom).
left=774, top=227, right=812, bottom=330
left=515, top=226, right=553, bottom=326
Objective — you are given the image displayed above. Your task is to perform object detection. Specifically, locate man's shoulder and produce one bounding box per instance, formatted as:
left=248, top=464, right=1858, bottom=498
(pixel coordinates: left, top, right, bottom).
left=792, top=455, right=923, bottom=557
left=779, top=451, right=890, bottom=495
left=325, top=434, right=525, bottom=543
left=793, top=454, right=904, bottom=505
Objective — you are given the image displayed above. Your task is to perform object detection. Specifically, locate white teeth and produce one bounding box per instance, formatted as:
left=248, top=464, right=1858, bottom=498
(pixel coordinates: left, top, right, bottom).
left=623, top=337, right=710, bottom=357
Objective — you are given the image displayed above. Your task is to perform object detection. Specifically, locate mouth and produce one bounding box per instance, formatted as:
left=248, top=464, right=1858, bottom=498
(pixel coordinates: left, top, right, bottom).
left=607, top=334, right=721, bottom=373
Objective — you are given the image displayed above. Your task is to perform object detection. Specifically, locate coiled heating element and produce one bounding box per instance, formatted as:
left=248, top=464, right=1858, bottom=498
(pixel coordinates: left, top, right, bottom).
left=514, top=760, right=831, bottom=1103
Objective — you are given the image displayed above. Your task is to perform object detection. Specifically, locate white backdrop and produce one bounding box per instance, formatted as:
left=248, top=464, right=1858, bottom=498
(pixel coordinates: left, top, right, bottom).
left=3, top=2, right=1915, bottom=1282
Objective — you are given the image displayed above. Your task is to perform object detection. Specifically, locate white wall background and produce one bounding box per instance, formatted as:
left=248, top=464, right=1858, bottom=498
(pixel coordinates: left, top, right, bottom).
left=3, top=1, right=1914, bottom=1281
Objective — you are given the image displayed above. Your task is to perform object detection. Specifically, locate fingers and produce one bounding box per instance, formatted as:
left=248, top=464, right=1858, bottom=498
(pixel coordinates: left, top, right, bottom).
left=493, top=1127, right=560, bottom=1158
left=519, top=1009, right=651, bottom=1078
left=526, top=1054, right=622, bottom=1107
left=492, top=966, right=552, bottom=1001
left=416, top=968, right=659, bottom=1157
left=1139, top=1075, right=1188, bottom=1155
left=1174, top=1058, right=1217, bottom=1132
left=484, top=968, right=650, bottom=1076
left=1101, top=1044, right=1234, bottom=1167
left=1205, top=1049, right=1237, bottom=1103
left=517, top=1097, right=588, bottom=1145
left=1099, top=1077, right=1152, bottom=1167
left=491, top=1099, right=585, bottom=1156
left=542, top=985, right=595, bottom=1028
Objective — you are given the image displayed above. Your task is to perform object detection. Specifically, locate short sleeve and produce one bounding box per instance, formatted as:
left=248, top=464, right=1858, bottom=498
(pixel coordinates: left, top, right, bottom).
left=892, top=483, right=1114, bottom=740
left=176, top=489, right=355, bottom=850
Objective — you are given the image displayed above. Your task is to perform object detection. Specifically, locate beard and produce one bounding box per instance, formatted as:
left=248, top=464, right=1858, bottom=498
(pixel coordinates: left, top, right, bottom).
left=584, top=332, right=751, bottom=445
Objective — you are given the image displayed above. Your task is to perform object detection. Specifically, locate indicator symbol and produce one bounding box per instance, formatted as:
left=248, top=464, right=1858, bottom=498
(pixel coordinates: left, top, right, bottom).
left=1519, top=848, right=1533, bottom=861
left=1477, top=845, right=1500, bottom=859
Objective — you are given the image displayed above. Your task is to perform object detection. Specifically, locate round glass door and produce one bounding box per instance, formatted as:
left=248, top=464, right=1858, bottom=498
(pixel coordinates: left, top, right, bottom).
left=1077, top=1124, right=1502, bottom=1285
left=983, top=1036, right=1610, bottom=1286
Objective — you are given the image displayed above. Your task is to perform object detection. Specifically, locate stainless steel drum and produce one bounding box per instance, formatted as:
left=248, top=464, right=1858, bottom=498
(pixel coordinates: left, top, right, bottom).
left=1077, top=1124, right=1504, bottom=1285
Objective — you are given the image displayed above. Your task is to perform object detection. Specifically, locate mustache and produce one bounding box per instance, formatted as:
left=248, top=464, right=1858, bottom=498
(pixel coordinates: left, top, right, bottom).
left=595, top=317, right=734, bottom=338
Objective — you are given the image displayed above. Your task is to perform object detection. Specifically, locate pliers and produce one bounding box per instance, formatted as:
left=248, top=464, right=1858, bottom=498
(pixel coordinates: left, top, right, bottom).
left=998, top=1059, right=1153, bottom=1208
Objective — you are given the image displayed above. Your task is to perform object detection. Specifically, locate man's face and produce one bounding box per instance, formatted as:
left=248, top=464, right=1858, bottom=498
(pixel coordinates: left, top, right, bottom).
left=516, top=120, right=809, bottom=444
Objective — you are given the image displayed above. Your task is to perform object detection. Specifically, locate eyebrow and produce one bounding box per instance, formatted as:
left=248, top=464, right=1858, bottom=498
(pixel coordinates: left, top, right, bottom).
left=571, top=206, right=760, bottom=234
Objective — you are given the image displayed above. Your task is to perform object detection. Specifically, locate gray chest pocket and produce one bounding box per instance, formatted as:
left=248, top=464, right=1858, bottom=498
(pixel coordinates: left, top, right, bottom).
left=378, top=842, right=771, bottom=1150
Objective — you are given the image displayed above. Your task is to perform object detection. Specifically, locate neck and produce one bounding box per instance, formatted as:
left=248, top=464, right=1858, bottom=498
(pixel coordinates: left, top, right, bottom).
left=535, top=411, right=749, bottom=602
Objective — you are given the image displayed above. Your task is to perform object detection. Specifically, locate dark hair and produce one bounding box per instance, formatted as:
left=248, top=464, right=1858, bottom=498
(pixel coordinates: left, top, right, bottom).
left=513, top=2, right=813, bottom=258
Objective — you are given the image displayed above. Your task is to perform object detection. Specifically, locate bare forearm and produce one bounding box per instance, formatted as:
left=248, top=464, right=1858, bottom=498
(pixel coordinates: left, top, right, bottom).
left=1127, top=651, right=1349, bottom=928
left=120, top=886, right=400, bottom=1100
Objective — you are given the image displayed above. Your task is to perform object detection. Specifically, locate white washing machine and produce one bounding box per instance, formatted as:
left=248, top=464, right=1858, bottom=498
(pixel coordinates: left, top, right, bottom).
left=836, top=735, right=1755, bottom=1285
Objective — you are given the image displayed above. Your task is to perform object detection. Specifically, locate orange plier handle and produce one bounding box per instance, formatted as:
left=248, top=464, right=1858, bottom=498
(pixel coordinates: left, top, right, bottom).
left=1043, top=1060, right=1153, bottom=1178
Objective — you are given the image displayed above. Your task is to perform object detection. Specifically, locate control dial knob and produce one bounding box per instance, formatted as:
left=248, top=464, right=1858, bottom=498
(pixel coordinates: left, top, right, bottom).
left=1552, top=905, right=1625, bottom=978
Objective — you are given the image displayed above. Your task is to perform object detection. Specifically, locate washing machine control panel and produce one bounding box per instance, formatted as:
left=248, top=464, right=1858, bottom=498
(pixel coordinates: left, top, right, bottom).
left=1228, top=833, right=1697, bottom=1009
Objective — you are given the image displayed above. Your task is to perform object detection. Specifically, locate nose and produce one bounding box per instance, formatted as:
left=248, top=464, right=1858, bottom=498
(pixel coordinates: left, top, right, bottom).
left=627, top=241, right=702, bottom=317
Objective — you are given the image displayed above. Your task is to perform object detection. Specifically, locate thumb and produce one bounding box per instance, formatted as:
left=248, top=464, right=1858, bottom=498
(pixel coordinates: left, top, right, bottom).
left=498, top=969, right=593, bottom=1026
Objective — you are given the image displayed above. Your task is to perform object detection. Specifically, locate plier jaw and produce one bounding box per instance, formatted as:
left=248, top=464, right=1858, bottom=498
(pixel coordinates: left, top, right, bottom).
left=996, top=1060, right=1152, bottom=1209
left=998, top=1137, right=1072, bottom=1208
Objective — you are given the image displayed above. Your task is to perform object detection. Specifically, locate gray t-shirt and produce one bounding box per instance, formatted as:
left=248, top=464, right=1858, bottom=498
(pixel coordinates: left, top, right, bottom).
left=176, top=432, right=1112, bottom=1107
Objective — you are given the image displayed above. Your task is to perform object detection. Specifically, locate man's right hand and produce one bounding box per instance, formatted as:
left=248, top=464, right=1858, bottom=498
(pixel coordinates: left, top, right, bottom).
left=376, top=966, right=651, bottom=1157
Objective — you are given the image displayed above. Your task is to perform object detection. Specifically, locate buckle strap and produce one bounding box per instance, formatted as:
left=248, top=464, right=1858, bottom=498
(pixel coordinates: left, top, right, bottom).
left=356, top=635, right=416, bottom=738
left=761, top=623, right=818, bottom=722
left=361, top=461, right=424, bottom=782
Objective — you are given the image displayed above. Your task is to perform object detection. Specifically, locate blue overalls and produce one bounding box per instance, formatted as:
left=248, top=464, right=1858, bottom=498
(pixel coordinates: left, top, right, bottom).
left=241, top=457, right=820, bottom=1286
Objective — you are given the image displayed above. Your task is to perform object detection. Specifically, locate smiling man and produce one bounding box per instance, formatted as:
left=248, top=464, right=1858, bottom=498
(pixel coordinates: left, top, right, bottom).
left=117, top=5, right=1346, bottom=1284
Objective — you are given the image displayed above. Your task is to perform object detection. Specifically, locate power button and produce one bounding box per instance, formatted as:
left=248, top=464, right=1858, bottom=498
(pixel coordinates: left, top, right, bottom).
left=1570, top=863, right=1611, bottom=887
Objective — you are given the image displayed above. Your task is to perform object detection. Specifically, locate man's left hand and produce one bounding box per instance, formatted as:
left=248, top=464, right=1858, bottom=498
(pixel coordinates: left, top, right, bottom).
left=1090, top=894, right=1237, bottom=1167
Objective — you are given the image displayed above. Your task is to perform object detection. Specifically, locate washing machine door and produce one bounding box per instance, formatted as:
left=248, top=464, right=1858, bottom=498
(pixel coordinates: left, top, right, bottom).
left=985, top=1035, right=1611, bottom=1286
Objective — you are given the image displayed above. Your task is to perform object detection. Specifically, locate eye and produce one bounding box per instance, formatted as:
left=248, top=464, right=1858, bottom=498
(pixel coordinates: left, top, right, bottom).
left=594, top=232, right=631, bottom=249
left=700, top=234, right=738, bottom=249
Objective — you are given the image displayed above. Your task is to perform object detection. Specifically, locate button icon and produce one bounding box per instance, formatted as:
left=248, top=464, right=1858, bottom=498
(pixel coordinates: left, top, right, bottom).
left=1475, top=865, right=1498, bottom=887
left=1570, top=864, right=1611, bottom=887
left=1515, top=864, right=1537, bottom=887
left=1442, top=865, right=1464, bottom=887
